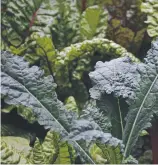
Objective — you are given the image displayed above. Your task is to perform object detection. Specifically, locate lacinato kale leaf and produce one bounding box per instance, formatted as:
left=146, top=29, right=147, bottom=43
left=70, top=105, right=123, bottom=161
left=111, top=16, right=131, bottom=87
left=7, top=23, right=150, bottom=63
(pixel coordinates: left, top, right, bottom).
left=1, top=51, right=70, bottom=134
left=89, top=39, right=158, bottom=157
left=1, top=51, right=125, bottom=164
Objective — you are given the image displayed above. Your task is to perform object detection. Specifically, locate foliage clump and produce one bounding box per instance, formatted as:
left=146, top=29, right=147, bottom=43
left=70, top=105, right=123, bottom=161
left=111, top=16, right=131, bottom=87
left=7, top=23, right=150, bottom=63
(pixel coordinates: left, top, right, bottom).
left=1, top=0, right=158, bottom=164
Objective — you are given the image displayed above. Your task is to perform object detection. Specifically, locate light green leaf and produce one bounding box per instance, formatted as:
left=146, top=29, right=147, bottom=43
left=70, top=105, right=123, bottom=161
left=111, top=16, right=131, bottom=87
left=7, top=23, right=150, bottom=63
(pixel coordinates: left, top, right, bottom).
left=80, top=5, right=108, bottom=40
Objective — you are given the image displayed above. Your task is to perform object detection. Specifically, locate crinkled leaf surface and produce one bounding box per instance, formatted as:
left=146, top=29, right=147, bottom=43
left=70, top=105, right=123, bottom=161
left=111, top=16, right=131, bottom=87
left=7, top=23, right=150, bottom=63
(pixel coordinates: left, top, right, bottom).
left=1, top=104, right=37, bottom=124
left=89, top=57, right=141, bottom=100
left=81, top=100, right=111, bottom=132
left=141, top=0, right=158, bottom=38
left=80, top=5, right=108, bottom=40
left=54, top=142, right=76, bottom=164
left=1, top=51, right=71, bottom=133
left=1, top=51, right=99, bottom=164
left=55, top=38, right=139, bottom=108
left=68, top=119, right=124, bottom=164
left=89, top=57, right=141, bottom=138
left=123, top=40, right=158, bottom=157
left=1, top=140, right=29, bottom=164
left=89, top=39, right=158, bottom=157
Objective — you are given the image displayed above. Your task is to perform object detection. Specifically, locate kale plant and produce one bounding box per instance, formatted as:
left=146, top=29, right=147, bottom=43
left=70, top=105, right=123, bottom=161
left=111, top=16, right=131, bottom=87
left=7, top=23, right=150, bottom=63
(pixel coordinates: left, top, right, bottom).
left=1, top=0, right=158, bottom=164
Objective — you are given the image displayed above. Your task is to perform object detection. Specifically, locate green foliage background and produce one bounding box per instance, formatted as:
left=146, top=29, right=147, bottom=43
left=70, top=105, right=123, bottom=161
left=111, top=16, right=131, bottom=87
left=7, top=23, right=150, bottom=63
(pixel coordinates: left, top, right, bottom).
left=1, top=0, right=158, bottom=164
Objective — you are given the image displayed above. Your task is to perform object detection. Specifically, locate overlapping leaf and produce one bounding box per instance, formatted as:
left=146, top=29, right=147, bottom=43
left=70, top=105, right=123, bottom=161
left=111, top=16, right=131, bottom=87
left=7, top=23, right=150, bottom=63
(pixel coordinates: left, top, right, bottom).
left=89, top=39, right=158, bottom=158
left=89, top=57, right=141, bottom=138
left=141, top=0, right=158, bottom=38
left=68, top=119, right=125, bottom=164
left=55, top=38, right=139, bottom=108
left=123, top=40, right=158, bottom=157
left=1, top=51, right=70, bottom=133
left=80, top=5, right=108, bottom=40
left=1, top=51, right=111, bottom=164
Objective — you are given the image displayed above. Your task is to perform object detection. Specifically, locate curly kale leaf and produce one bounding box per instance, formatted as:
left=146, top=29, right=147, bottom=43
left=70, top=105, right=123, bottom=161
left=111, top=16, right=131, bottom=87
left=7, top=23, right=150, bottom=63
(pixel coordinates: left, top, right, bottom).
left=89, top=57, right=141, bottom=100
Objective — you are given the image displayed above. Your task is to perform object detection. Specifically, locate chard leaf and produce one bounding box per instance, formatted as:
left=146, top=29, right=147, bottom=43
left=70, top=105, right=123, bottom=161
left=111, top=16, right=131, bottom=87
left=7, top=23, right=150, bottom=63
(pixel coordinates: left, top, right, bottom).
left=141, top=0, right=158, bottom=38
left=89, top=144, right=107, bottom=164
left=123, top=40, right=158, bottom=157
left=106, top=0, right=146, bottom=54
left=1, top=104, right=37, bottom=124
left=96, top=141, right=123, bottom=164
left=54, top=142, right=76, bottom=164
left=80, top=5, right=108, bottom=40
left=56, top=38, right=139, bottom=107
left=1, top=140, right=29, bottom=164
left=1, top=0, right=80, bottom=49
left=31, top=131, right=59, bottom=164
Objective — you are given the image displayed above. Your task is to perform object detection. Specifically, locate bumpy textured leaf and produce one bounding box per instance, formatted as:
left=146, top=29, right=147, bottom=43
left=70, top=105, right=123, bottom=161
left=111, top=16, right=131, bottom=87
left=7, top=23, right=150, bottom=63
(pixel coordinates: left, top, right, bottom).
left=89, top=57, right=141, bottom=100
left=1, top=0, right=43, bottom=47
left=1, top=124, right=30, bottom=139
left=89, top=143, right=107, bottom=164
left=65, top=96, right=79, bottom=113
left=105, top=0, right=146, bottom=54
left=89, top=144, right=107, bottom=164
left=123, top=40, right=158, bottom=157
left=89, top=39, right=158, bottom=158
left=26, top=35, right=56, bottom=75
left=96, top=141, right=123, bottom=164
left=1, top=0, right=80, bottom=50
left=69, top=119, right=124, bottom=164
left=81, top=100, right=111, bottom=132
left=80, top=5, right=108, bottom=40
left=30, top=131, right=59, bottom=164
left=122, top=155, right=138, bottom=164
left=89, top=57, right=141, bottom=138
left=1, top=51, right=97, bottom=164
left=56, top=38, right=139, bottom=87
left=1, top=131, right=60, bottom=164
left=42, top=131, right=59, bottom=163
left=31, top=138, right=44, bottom=164
left=1, top=51, right=70, bottom=133
left=1, top=140, right=29, bottom=164
left=1, top=104, right=37, bottom=124
left=50, top=0, right=81, bottom=49
left=55, top=38, right=139, bottom=108
left=54, top=142, right=76, bottom=164
left=1, top=136, right=32, bottom=159
left=141, top=0, right=158, bottom=38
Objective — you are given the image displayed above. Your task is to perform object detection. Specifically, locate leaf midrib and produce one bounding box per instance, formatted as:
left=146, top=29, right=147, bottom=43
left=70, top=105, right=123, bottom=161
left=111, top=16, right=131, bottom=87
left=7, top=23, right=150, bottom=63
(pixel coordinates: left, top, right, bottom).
left=4, top=72, right=95, bottom=164
left=124, top=73, right=158, bottom=156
